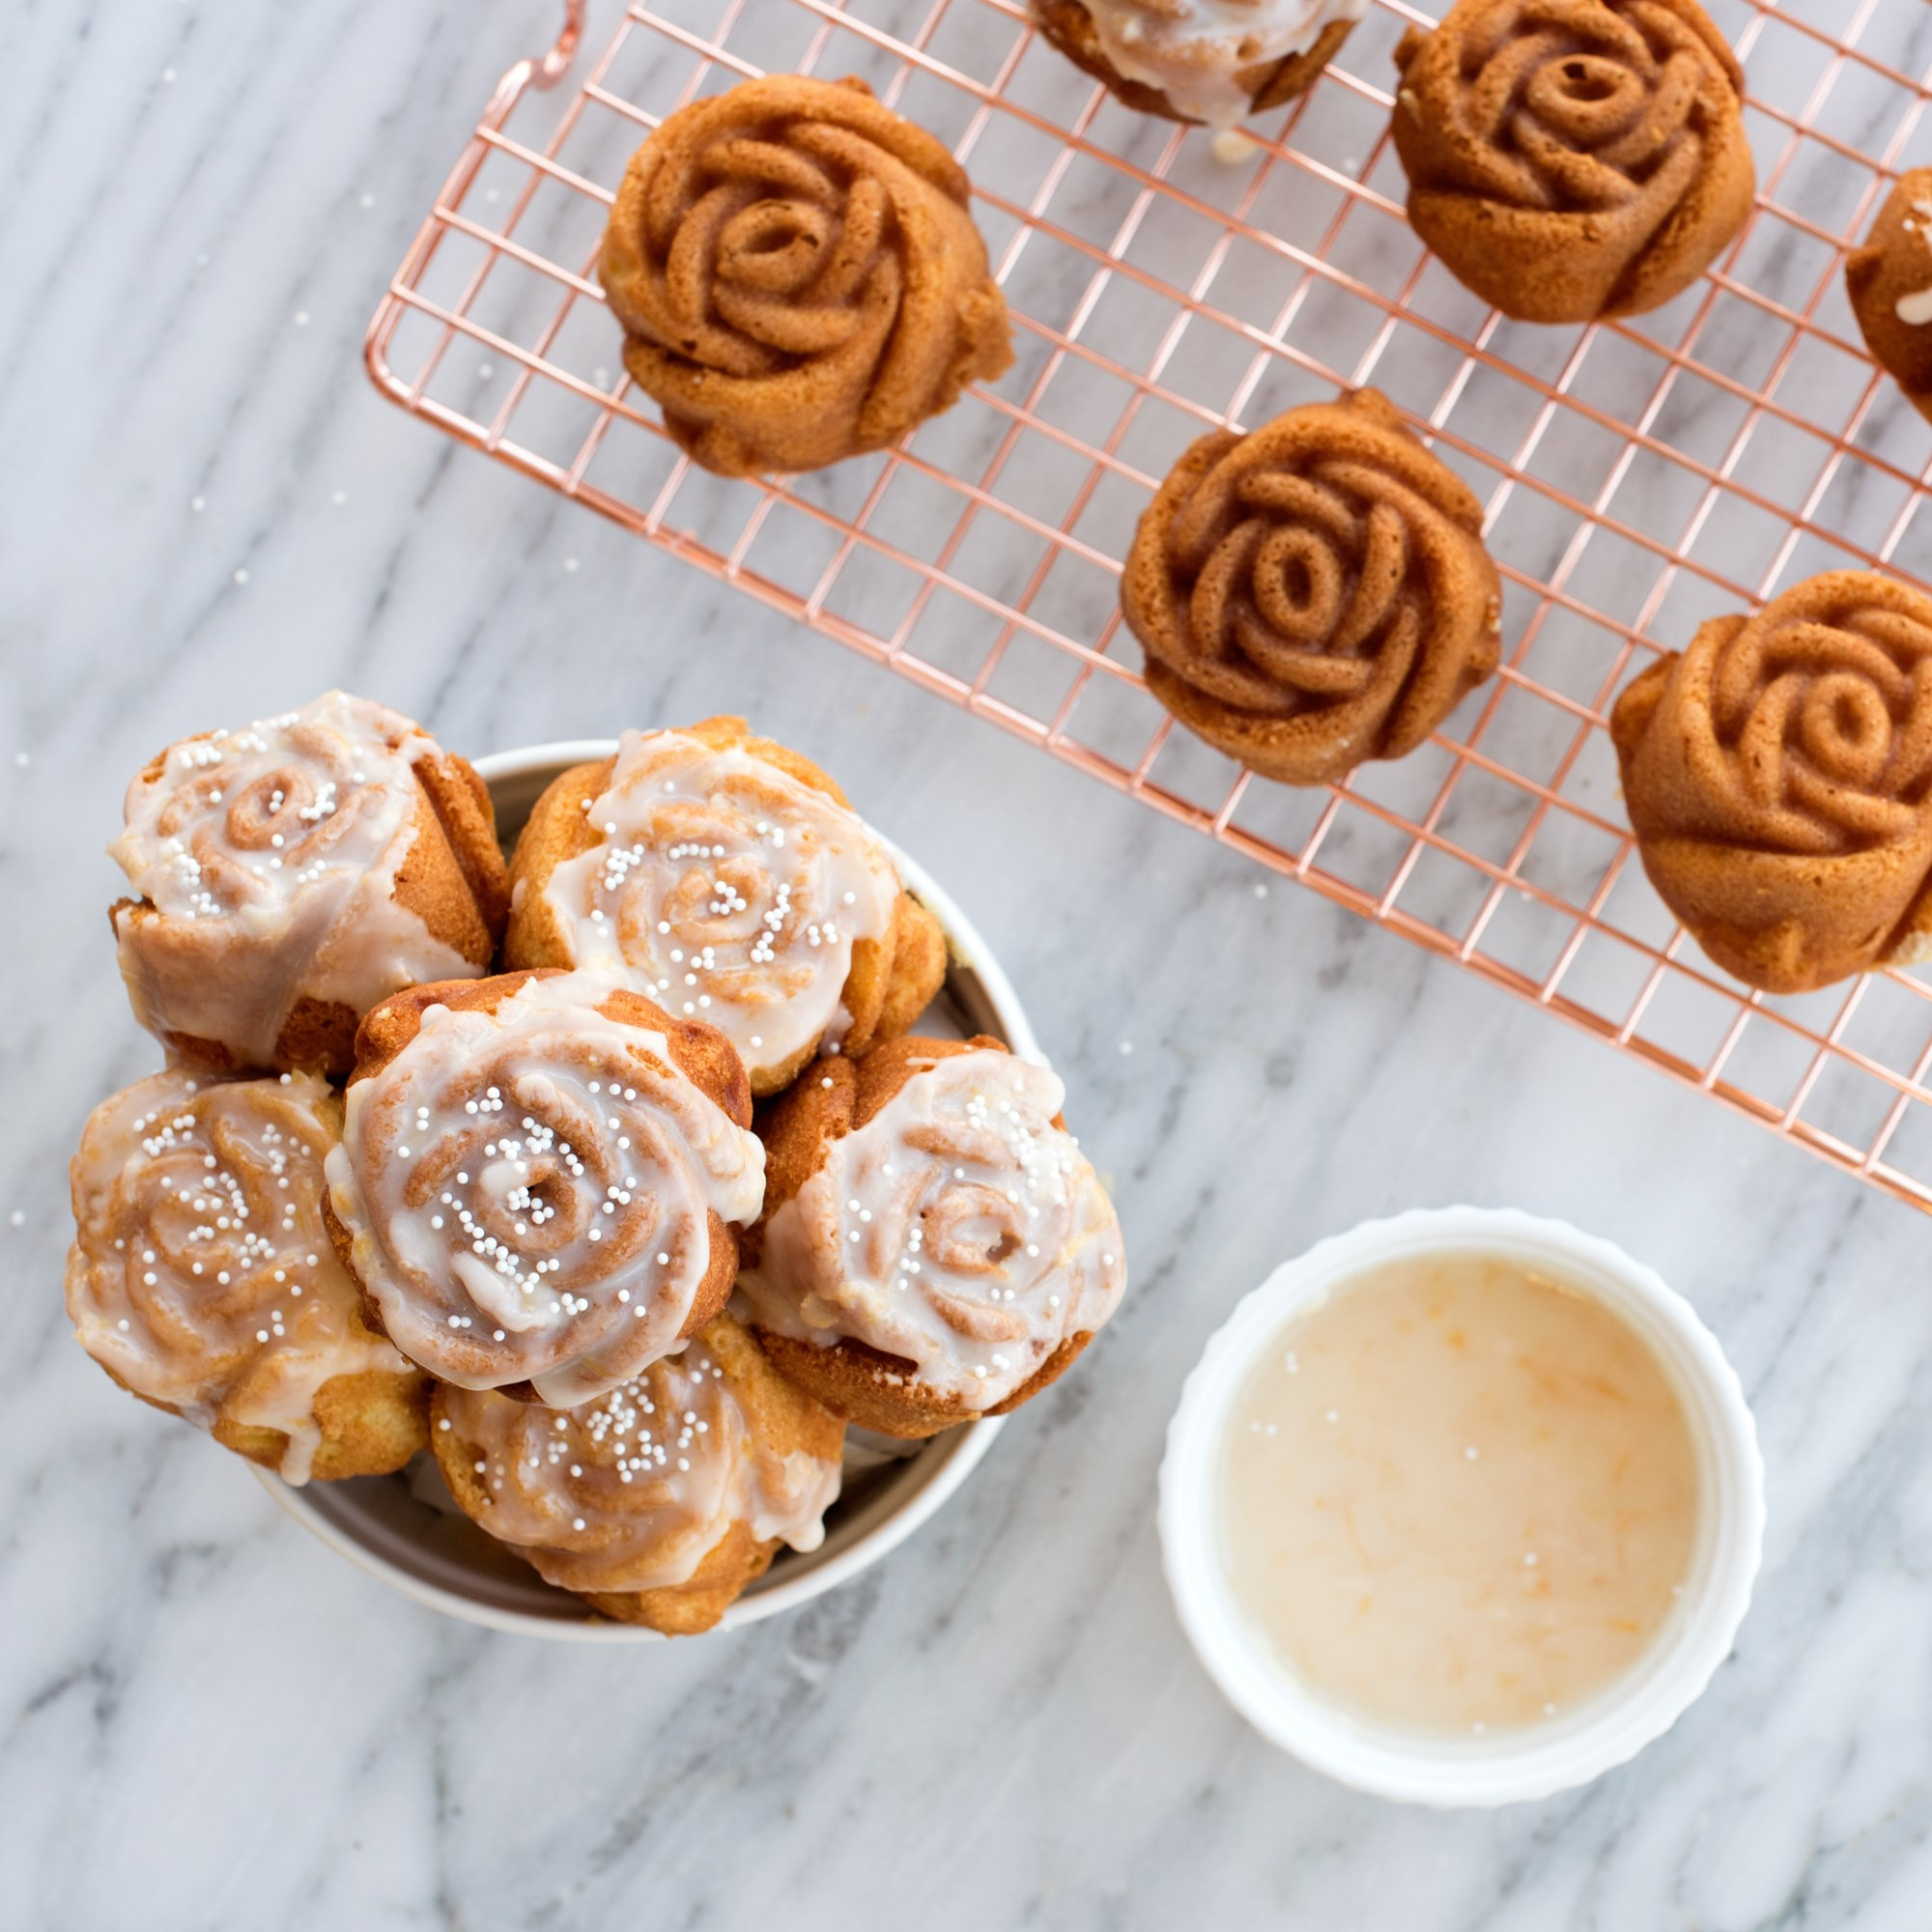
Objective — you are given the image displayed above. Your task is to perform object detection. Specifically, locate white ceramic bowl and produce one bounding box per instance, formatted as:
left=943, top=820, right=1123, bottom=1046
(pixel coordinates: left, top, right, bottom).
left=256, top=739, right=1037, bottom=1639
left=1159, top=1208, right=1765, bottom=1805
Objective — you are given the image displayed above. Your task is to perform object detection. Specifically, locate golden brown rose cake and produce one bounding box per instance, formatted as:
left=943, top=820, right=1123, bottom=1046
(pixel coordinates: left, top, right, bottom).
left=1846, top=170, right=1932, bottom=427
left=432, top=1316, right=844, bottom=1634
left=67, top=1068, right=428, bottom=1483
left=1121, top=388, right=1501, bottom=784
left=1029, top=0, right=1359, bottom=128
left=1611, top=571, right=1932, bottom=993
left=502, top=716, right=947, bottom=1096
left=739, top=1036, right=1127, bottom=1438
left=1391, top=0, right=1755, bottom=324
left=600, top=73, right=1012, bottom=477
left=109, top=691, right=509, bottom=1077
left=323, top=970, right=765, bottom=1406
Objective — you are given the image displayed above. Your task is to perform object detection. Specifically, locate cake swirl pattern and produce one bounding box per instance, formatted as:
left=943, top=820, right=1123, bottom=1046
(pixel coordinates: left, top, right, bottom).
left=599, top=73, right=1013, bottom=476
left=1122, top=389, right=1501, bottom=785
left=66, top=1068, right=422, bottom=1484
left=1391, top=0, right=1754, bottom=323
left=109, top=691, right=506, bottom=1073
left=325, top=972, right=765, bottom=1406
left=1611, top=571, right=1932, bottom=992
left=432, top=1317, right=843, bottom=1630
left=741, top=1037, right=1126, bottom=1433
left=506, top=721, right=922, bottom=1095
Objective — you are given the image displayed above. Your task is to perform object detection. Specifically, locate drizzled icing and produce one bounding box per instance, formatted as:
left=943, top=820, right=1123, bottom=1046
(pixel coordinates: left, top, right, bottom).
left=1077, top=0, right=1364, bottom=126
left=326, top=973, right=766, bottom=1406
left=110, top=691, right=477, bottom=1067
left=740, top=1048, right=1127, bottom=1407
left=438, top=1329, right=841, bottom=1595
left=1896, top=198, right=1932, bottom=326
left=538, top=729, right=898, bottom=1085
left=65, top=1068, right=409, bottom=1484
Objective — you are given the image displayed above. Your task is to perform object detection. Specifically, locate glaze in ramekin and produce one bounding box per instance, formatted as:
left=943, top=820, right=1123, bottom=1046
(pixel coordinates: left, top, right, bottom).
left=1159, top=1208, right=1765, bottom=1805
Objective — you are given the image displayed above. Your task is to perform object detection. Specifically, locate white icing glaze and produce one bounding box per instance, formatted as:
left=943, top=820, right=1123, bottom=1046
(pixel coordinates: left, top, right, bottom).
left=1073, top=0, right=1364, bottom=127
left=326, top=972, right=766, bottom=1406
left=109, top=691, right=478, bottom=1067
left=539, top=728, right=898, bottom=1086
left=739, top=1047, right=1127, bottom=1408
left=438, top=1328, right=841, bottom=1596
left=1893, top=198, right=1932, bottom=326
left=65, top=1068, right=409, bottom=1484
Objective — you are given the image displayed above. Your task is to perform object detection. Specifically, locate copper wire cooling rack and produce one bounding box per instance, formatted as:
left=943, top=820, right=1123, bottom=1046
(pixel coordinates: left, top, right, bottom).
left=368, top=0, right=1932, bottom=1216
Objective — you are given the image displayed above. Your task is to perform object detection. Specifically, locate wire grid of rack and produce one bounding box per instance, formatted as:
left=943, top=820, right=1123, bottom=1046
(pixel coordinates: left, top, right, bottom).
left=369, top=0, right=1932, bottom=1216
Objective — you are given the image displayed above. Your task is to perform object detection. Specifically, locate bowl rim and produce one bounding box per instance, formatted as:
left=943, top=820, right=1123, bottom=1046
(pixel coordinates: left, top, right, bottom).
left=256, top=734, right=1038, bottom=1640
left=1157, top=1206, right=1766, bottom=1805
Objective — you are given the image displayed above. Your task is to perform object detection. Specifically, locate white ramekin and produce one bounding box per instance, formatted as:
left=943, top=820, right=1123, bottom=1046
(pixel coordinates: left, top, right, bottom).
left=1158, top=1207, right=1765, bottom=1805
left=255, top=738, right=1038, bottom=1640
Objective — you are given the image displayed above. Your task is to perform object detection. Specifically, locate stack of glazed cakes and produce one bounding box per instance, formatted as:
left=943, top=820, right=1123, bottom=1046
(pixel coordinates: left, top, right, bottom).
left=67, top=694, right=1129, bottom=1634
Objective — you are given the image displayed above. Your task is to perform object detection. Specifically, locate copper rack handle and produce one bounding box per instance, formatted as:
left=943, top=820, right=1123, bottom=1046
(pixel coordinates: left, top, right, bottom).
left=536, top=0, right=586, bottom=88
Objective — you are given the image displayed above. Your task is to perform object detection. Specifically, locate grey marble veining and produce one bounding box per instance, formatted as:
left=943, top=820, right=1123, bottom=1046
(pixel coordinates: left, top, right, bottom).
left=9, top=1, right=1932, bottom=1927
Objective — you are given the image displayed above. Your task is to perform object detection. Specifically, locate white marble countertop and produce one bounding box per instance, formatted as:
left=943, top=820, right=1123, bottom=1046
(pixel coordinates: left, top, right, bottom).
left=9, top=2, right=1932, bottom=1926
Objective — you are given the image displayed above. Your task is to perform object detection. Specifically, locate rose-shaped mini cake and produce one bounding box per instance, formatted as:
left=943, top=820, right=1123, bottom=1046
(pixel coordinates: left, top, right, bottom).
left=503, top=717, right=947, bottom=1095
left=1030, top=0, right=1361, bottom=128
left=432, top=1315, right=844, bottom=1634
left=600, top=73, right=1013, bottom=477
left=1611, top=571, right=1932, bottom=993
left=1391, top=0, right=1755, bottom=324
left=109, top=691, right=509, bottom=1075
left=1846, top=170, right=1932, bottom=427
left=738, top=1036, right=1127, bottom=1437
left=324, top=970, right=765, bottom=1406
left=67, top=1068, right=428, bottom=1483
left=1121, top=388, right=1501, bottom=784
